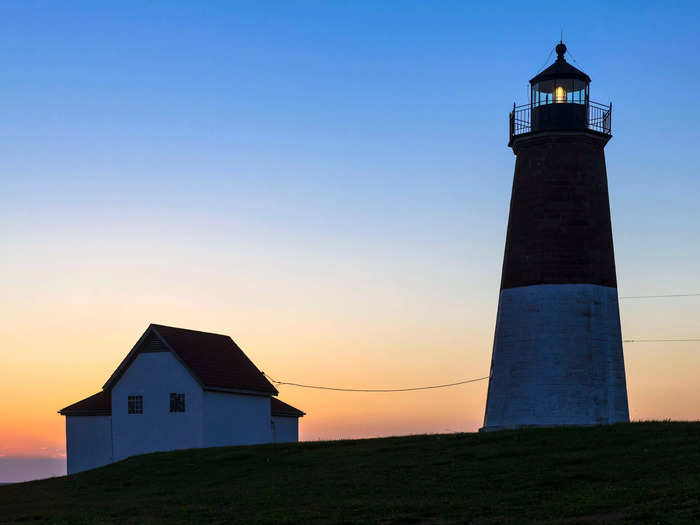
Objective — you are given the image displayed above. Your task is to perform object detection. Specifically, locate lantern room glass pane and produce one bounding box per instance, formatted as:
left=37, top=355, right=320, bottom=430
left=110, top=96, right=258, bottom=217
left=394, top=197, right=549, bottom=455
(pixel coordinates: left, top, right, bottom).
left=532, top=78, right=587, bottom=106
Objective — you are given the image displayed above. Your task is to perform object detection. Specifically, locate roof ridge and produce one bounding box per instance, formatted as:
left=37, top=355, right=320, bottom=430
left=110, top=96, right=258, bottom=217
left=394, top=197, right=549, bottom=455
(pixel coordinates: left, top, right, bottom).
left=102, top=324, right=278, bottom=395
left=149, top=323, right=232, bottom=338
left=150, top=324, right=277, bottom=395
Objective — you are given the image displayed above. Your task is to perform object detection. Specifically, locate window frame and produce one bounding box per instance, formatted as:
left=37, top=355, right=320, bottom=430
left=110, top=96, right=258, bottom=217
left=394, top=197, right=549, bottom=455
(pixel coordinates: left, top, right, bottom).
left=169, top=392, right=186, bottom=413
left=128, top=395, right=143, bottom=414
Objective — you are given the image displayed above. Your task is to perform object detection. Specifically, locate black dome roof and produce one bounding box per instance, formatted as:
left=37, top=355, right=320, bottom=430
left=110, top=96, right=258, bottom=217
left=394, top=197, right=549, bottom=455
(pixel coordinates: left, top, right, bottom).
left=530, top=42, right=591, bottom=85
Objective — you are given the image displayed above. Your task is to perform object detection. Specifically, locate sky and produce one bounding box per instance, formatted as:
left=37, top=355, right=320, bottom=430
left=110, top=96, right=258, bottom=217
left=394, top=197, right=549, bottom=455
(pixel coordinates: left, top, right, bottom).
left=1, top=0, right=699, bottom=482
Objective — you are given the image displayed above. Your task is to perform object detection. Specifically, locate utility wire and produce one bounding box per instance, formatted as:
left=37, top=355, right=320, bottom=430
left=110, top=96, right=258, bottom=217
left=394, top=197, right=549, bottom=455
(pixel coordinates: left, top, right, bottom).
left=623, top=338, right=700, bottom=343
left=620, top=293, right=700, bottom=299
left=565, top=49, right=584, bottom=70
left=265, top=336, right=700, bottom=386
left=263, top=289, right=700, bottom=393
left=264, top=338, right=700, bottom=393
left=263, top=373, right=490, bottom=392
left=536, top=45, right=556, bottom=74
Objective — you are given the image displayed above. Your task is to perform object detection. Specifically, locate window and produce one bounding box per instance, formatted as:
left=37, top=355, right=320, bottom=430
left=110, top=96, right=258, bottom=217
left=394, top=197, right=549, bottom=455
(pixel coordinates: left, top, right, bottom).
left=170, top=393, right=185, bottom=413
left=128, top=395, right=143, bottom=414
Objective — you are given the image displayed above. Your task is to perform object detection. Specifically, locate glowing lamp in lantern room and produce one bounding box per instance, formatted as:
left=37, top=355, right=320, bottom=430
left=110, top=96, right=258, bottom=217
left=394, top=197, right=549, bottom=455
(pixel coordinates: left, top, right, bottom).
left=555, top=85, right=566, bottom=102
left=524, top=41, right=593, bottom=133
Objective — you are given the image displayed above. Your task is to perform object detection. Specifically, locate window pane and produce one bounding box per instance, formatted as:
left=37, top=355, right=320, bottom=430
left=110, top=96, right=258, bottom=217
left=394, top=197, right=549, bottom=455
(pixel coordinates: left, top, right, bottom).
left=169, top=393, right=185, bottom=412
left=128, top=395, right=143, bottom=414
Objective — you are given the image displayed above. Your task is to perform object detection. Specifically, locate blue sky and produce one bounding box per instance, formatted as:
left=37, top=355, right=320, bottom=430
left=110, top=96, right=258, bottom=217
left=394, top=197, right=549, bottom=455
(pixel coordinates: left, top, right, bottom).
left=1, top=1, right=700, bottom=482
left=3, top=1, right=698, bottom=254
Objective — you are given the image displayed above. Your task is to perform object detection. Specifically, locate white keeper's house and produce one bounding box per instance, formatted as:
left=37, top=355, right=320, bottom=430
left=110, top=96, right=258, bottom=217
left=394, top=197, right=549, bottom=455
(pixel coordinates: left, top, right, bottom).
left=59, top=324, right=305, bottom=474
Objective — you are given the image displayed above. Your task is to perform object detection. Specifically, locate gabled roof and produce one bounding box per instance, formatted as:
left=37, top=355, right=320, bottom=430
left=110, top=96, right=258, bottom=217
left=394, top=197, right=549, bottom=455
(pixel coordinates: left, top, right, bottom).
left=103, top=324, right=278, bottom=395
left=271, top=397, right=305, bottom=418
left=59, top=391, right=111, bottom=416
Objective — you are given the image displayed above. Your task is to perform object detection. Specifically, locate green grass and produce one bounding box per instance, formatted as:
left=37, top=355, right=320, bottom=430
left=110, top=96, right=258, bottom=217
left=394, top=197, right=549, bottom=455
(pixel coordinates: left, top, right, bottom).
left=2, top=422, right=700, bottom=524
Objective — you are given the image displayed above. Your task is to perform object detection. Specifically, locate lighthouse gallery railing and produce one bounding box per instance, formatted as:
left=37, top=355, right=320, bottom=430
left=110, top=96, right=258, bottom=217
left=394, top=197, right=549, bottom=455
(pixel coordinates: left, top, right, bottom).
left=509, top=100, right=612, bottom=139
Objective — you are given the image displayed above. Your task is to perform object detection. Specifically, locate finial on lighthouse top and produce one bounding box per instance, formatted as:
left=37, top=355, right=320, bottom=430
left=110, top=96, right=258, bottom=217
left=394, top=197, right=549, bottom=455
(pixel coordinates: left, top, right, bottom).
left=509, top=41, right=612, bottom=143
left=530, top=41, right=590, bottom=85
left=555, top=41, right=567, bottom=61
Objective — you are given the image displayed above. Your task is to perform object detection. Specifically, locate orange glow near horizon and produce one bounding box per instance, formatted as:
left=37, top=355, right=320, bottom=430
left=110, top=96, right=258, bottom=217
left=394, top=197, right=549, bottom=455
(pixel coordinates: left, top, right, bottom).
left=3, top=297, right=700, bottom=460
left=3, top=0, right=700, bottom=482
left=2, top=178, right=699, bottom=464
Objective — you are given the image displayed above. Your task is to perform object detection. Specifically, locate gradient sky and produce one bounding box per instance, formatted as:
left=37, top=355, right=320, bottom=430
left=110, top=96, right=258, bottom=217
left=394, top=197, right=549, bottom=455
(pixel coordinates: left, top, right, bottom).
left=2, top=0, right=699, bottom=482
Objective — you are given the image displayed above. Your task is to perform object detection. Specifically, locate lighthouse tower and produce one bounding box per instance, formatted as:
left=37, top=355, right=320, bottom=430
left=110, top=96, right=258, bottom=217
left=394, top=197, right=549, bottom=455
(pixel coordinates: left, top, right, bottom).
left=482, top=42, right=630, bottom=430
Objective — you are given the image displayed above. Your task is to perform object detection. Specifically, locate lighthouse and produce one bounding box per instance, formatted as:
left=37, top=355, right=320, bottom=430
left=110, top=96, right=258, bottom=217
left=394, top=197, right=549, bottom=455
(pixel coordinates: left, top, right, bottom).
left=482, top=42, right=630, bottom=430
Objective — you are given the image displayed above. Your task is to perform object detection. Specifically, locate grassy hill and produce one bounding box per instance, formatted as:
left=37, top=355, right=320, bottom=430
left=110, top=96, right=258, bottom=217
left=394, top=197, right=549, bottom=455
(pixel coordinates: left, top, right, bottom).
left=1, top=422, right=700, bottom=524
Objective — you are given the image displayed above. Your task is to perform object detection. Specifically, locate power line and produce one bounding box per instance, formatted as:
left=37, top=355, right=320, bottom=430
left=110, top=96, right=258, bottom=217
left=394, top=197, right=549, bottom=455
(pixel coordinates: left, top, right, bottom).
left=565, top=49, right=585, bottom=70
left=623, top=338, right=700, bottom=343
left=262, top=335, right=700, bottom=393
left=263, top=373, right=490, bottom=393
left=536, top=45, right=556, bottom=73
left=627, top=292, right=700, bottom=298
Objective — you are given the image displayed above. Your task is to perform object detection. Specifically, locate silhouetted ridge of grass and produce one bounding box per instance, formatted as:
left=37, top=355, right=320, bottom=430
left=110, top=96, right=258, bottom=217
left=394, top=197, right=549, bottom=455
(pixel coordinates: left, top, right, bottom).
left=1, top=422, right=699, bottom=524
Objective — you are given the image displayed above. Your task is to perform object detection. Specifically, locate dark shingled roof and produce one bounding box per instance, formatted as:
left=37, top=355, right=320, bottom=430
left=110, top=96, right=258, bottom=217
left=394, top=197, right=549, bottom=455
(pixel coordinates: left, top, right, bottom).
left=60, top=324, right=282, bottom=417
left=152, top=324, right=277, bottom=394
left=271, top=397, right=305, bottom=418
left=102, top=324, right=278, bottom=395
left=59, top=391, right=111, bottom=416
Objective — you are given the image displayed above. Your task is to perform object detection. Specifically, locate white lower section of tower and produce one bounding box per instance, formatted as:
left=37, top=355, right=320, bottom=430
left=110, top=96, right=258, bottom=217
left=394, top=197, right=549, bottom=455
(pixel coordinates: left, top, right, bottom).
left=482, top=284, right=629, bottom=431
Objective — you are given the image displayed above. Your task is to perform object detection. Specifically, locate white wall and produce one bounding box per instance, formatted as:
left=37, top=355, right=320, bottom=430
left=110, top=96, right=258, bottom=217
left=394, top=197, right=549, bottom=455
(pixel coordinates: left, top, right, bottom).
left=483, top=283, right=629, bottom=430
left=271, top=416, right=299, bottom=443
left=112, top=352, right=203, bottom=461
left=65, top=416, right=112, bottom=474
left=203, top=391, right=272, bottom=447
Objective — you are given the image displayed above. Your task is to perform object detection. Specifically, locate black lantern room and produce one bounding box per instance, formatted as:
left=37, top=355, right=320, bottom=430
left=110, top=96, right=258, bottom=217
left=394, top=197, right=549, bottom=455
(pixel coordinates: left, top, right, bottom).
left=530, top=42, right=590, bottom=131
left=509, top=42, right=611, bottom=141
left=531, top=42, right=590, bottom=105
